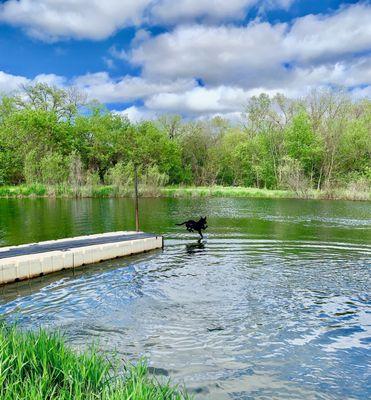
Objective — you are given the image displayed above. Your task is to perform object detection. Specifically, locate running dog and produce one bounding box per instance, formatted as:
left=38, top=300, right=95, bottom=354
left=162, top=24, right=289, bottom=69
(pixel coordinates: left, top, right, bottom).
left=176, top=217, right=208, bottom=239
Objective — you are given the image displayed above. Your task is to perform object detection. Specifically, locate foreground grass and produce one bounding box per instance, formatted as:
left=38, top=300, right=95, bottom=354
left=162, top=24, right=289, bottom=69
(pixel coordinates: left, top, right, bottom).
left=0, top=324, right=190, bottom=400
left=0, top=184, right=369, bottom=201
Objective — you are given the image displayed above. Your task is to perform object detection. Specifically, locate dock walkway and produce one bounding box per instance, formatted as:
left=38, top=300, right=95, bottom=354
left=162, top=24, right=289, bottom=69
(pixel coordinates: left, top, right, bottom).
left=0, top=231, right=163, bottom=285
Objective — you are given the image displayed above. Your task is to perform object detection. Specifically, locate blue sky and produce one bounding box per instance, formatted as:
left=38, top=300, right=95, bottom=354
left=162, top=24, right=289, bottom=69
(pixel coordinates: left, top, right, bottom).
left=0, top=0, right=370, bottom=120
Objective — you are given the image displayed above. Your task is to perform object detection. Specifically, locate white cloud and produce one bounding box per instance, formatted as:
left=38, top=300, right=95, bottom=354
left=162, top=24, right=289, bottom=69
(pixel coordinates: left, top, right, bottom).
left=0, top=71, right=29, bottom=94
left=130, top=3, right=371, bottom=87
left=289, top=58, right=371, bottom=89
left=33, top=73, right=67, bottom=86
left=144, top=84, right=307, bottom=117
left=284, top=3, right=371, bottom=63
left=0, top=0, right=151, bottom=41
left=0, top=69, right=197, bottom=105
left=130, top=22, right=288, bottom=86
left=197, top=111, right=244, bottom=122
left=151, top=0, right=256, bottom=24
left=1, top=57, right=370, bottom=119
left=0, top=0, right=295, bottom=41
left=73, top=72, right=197, bottom=103
left=117, top=102, right=245, bottom=123
left=151, top=0, right=294, bottom=24
left=114, top=106, right=157, bottom=122
left=0, top=71, right=66, bottom=94
left=145, top=86, right=251, bottom=113
left=0, top=2, right=370, bottom=120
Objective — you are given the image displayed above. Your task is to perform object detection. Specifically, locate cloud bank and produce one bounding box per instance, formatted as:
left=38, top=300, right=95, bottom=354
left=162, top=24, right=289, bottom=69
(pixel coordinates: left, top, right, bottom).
left=0, top=0, right=294, bottom=40
left=0, top=2, right=370, bottom=120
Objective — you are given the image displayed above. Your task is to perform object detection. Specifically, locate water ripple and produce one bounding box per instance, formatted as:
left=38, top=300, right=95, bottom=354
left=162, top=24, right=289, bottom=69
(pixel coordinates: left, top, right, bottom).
left=1, top=235, right=370, bottom=399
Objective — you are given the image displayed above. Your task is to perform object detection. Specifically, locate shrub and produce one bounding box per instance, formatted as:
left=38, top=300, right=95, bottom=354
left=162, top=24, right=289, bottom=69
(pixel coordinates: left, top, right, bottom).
left=0, top=148, right=23, bottom=185
left=140, top=165, right=169, bottom=196
left=278, top=157, right=310, bottom=197
left=142, top=165, right=169, bottom=187
left=24, top=149, right=42, bottom=184
left=68, top=151, right=85, bottom=187
left=86, top=171, right=101, bottom=186
left=40, top=152, right=69, bottom=185
left=105, top=161, right=134, bottom=188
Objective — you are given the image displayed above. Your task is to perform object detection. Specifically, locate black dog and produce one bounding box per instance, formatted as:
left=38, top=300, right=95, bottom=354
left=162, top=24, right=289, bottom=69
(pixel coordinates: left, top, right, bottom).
left=176, top=216, right=208, bottom=239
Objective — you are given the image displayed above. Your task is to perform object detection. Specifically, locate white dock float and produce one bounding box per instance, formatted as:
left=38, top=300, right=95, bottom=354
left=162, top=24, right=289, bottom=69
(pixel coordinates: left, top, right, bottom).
left=0, top=231, right=163, bottom=285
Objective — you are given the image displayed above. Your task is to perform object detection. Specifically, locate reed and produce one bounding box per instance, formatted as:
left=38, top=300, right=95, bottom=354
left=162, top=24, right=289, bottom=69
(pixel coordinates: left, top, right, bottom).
left=0, top=324, right=190, bottom=400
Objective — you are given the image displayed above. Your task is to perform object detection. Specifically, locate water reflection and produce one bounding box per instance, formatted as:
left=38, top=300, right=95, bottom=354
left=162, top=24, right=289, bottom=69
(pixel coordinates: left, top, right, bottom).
left=186, top=240, right=206, bottom=254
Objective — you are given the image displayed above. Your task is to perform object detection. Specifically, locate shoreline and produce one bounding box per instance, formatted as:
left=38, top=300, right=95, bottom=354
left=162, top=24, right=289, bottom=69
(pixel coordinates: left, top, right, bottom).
left=0, top=184, right=369, bottom=201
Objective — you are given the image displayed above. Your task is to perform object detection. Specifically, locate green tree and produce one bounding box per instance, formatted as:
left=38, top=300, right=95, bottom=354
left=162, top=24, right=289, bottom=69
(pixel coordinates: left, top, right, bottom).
left=121, top=121, right=183, bottom=184
left=338, top=114, right=371, bottom=176
left=74, top=105, right=131, bottom=181
left=284, top=112, right=323, bottom=186
left=16, top=83, right=85, bottom=121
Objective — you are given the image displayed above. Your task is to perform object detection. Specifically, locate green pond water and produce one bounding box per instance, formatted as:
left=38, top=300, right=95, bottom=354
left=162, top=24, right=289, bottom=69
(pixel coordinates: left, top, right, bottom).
left=0, top=197, right=370, bottom=399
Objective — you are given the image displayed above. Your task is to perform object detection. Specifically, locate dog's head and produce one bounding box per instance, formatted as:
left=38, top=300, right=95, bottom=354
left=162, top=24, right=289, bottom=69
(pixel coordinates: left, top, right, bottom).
left=199, top=216, right=207, bottom=225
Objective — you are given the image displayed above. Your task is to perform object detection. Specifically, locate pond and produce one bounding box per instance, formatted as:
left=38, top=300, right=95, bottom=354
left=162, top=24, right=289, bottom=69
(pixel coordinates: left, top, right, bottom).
left=0, top=197, right=370, bottom=399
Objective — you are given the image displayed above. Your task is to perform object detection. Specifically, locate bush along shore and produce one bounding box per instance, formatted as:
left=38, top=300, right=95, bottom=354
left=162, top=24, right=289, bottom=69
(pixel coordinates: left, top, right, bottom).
left=0, top=324, right=190, bottom=400
left=0, top=184, right=369, bottom=201
left=0, top=84, right=370, bottom=198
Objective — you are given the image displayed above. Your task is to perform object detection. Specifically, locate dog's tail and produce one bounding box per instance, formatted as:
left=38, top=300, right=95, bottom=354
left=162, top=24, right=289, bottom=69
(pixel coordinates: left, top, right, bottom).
left=175, top=221, right=187, bottom=226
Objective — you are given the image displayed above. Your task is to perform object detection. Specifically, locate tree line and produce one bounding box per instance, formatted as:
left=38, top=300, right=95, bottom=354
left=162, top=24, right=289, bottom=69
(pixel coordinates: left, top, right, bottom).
left=0, top=83, right=370, bottom=194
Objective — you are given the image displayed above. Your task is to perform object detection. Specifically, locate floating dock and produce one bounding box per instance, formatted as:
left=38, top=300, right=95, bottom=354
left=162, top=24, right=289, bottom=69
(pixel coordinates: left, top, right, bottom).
left=0, top=231, right=163, bottom=285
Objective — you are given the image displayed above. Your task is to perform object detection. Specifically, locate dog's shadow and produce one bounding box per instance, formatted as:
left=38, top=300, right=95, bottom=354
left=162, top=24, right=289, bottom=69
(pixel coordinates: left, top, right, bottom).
left=185, top=239, right=206, bottom=255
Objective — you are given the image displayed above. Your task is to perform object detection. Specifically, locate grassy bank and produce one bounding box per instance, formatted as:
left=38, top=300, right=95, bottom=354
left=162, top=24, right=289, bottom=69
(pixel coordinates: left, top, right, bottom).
left=0, top=184, right=369, bottom=201
left=162, top=186, right=293, bottom=199
left=162, top=186, right=370, bottom=201
left=0, top=324, right=190, bottom=400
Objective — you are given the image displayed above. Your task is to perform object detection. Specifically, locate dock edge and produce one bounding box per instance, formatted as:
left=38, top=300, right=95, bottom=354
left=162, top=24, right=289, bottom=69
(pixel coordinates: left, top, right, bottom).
left=0, top=233, right=163, bottom=285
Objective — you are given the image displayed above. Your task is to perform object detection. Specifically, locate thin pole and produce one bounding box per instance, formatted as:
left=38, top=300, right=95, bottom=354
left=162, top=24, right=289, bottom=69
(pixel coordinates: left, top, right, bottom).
left=134, top=164, right=139, bottom=232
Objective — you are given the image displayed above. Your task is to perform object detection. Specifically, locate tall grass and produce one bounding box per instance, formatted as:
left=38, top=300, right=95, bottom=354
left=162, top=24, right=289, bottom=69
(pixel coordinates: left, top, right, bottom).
left=0, top=184, right=164, bottom=198
left=161, top=186, right=294, bottom=199
left=0, top=183, right=47, bottom=197
left=0, top=324, right=190, bottom=400
left=0, top=184, right=369, bottom=201
left=161, top=186, right=370, bottom=200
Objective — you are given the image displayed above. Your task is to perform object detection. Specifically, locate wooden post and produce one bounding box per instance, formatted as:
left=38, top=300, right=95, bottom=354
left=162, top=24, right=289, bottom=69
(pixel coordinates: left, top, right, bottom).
left=134, top=164, right=139, bottom=232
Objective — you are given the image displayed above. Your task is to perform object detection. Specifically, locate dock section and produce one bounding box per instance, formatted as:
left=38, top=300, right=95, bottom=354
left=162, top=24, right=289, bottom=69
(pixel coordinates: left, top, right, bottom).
left=0, top=231, right=163, bottom=285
